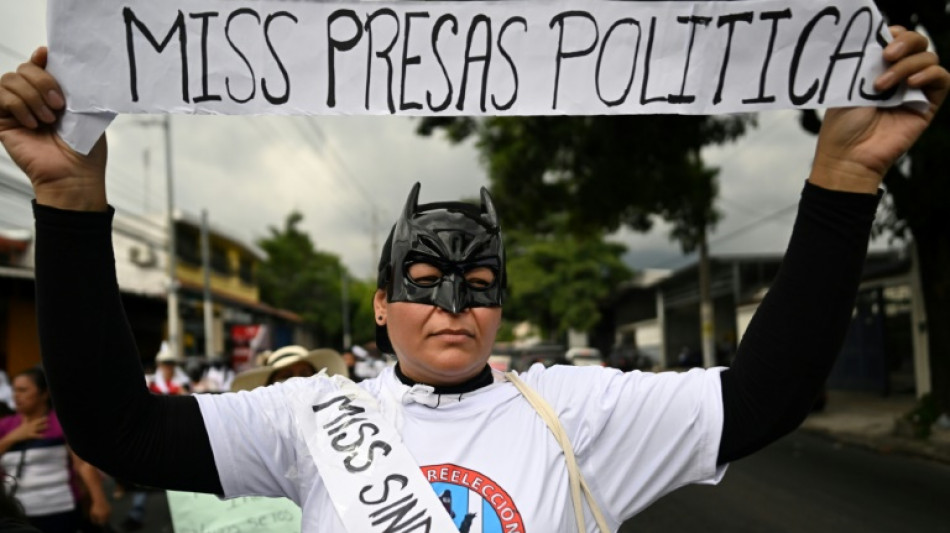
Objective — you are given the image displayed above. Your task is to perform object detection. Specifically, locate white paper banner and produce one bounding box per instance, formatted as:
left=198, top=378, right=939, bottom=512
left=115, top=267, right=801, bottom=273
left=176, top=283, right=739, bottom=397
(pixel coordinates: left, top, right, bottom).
left=45, top=0, right=927, bottom=152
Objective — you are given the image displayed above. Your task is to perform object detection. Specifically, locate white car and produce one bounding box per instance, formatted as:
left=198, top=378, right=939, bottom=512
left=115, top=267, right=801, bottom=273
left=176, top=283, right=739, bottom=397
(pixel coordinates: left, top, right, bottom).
left=565, top=347, right=603, bottom=367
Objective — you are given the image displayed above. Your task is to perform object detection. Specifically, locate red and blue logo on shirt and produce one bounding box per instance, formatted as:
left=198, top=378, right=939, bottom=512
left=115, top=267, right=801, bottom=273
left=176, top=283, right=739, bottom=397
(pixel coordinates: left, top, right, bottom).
left=423, top=464, right=525, bottom=533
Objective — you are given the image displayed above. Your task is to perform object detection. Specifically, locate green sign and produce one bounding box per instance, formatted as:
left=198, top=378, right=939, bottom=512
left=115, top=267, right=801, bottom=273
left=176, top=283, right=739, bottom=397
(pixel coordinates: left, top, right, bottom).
left=167, top=491, right=302, bottom=533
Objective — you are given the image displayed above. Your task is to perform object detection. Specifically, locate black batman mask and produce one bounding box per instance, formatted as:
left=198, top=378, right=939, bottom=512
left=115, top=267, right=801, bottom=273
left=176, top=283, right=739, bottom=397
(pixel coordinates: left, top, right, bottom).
left=375, top=183, right=506, bottom=353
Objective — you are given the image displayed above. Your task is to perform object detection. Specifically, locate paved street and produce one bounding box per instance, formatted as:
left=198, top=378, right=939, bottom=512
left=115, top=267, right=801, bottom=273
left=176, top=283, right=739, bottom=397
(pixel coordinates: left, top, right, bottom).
left=622, top=430, right=950, bottom=532
left=106, top=484, right=173, bottom=533
left=104, top=429, right=950, bottom=532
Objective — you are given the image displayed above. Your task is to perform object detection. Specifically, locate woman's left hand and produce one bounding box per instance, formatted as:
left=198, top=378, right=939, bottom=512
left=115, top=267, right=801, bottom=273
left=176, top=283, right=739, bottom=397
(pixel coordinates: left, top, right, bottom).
left=811, top=27, right=950, bottom=193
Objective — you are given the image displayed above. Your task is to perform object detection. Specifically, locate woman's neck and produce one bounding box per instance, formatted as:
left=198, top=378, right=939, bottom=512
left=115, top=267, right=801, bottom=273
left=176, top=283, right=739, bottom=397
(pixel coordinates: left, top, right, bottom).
left=394, top=364, right=494, bottom=394
left=21, top=407, right=49, bottom=421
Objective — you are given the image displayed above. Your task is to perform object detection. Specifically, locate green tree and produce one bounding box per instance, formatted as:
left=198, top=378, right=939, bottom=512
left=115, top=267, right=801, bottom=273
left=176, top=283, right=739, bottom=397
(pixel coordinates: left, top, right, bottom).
left=504, top=227, right=632, bottom=341
left=418, top=115, right=742, bottom=348
left=799, top=1, right=950, bottom=414
left=418, top=114, right=742, bottom=248
left=256, top=212, right=346, bottom=346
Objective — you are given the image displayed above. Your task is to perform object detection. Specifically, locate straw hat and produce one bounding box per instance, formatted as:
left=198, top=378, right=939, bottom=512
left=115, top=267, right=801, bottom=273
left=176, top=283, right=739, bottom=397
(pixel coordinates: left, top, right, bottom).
left=230, top=345, right=348, bottom=392
left=154, top=341, right=184, bottom=364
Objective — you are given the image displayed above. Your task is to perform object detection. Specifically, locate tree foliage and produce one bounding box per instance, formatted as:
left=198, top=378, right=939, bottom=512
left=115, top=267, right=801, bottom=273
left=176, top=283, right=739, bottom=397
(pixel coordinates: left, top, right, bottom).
left=419, top=114, right=743, bottom=248
left=418, top=114, right=744, bottom=344
left=503, top=227, right=632, bottom=340
left=256, top=212, right=347, bottom=346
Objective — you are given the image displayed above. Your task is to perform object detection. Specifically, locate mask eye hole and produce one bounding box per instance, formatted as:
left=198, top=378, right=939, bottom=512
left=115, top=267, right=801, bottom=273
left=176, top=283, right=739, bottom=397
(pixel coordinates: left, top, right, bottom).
left=464, top=266, right=496, bottom=290
left=407, top=261, right=444, bottom=287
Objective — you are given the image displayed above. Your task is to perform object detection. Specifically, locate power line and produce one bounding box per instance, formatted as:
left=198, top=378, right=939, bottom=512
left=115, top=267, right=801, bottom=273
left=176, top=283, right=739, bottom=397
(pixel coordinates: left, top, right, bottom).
left=648, top=201, right=799, bottom=270
left=704, top=116, right=787, bottom=212
left=300, top=117, right=383, bottom=213
left=297, top=118, right=393, bottom=272
left=257, top=116, right=373, bottom=233
left=709, top=202, right=798, bottom=247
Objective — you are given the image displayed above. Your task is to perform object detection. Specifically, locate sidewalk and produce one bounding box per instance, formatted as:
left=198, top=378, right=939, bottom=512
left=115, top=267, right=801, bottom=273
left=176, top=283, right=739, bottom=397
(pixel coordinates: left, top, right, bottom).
left=799, top=389, right=950, bottom=465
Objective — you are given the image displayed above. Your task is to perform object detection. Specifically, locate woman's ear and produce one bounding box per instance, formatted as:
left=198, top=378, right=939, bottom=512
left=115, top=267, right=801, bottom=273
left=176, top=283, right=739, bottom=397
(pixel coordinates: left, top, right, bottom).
left=373, top=290, right=387, bottom=324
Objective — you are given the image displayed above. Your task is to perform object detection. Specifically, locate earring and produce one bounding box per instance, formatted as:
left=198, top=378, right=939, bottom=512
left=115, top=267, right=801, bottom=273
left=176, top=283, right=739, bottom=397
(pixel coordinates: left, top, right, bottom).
left=377, top=315, right=383, bottom=322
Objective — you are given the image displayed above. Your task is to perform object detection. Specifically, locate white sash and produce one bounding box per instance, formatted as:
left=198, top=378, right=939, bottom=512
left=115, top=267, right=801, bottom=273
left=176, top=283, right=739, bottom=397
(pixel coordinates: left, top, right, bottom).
left=296, top=376, right=458, bottom=532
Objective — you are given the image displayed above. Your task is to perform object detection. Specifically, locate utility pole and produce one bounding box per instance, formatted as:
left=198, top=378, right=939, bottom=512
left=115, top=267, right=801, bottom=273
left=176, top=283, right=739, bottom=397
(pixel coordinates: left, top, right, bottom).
left=163, top=115, right=181, bottom=359
left=699, top=227, right=716, bottom=368
left=201, top=210, right=215, bottom=359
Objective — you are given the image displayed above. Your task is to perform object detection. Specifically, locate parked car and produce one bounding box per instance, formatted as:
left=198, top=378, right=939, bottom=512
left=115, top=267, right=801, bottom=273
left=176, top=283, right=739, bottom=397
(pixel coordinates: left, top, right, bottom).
left=564, top=347, right=604, bottom=367
left=493, top=344, right=567, bottom=372
left=608, top=346, right=657, bottom=371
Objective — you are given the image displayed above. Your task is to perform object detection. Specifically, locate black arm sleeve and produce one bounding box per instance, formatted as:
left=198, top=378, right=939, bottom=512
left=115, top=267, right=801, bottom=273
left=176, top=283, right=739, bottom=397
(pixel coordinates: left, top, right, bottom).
left=717, top=182, right=880, bottom=465
left=33, top=202, right=223, bottom=494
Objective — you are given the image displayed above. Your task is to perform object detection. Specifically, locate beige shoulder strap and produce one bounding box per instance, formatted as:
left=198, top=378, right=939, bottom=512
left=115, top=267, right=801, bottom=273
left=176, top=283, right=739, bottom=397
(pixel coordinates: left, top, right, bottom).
left=505, top=371, right=611, bottom=532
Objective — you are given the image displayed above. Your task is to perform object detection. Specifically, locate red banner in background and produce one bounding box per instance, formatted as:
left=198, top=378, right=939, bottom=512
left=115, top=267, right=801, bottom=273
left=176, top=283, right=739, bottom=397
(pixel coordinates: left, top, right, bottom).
left=230, top=324, right=267, bottom=371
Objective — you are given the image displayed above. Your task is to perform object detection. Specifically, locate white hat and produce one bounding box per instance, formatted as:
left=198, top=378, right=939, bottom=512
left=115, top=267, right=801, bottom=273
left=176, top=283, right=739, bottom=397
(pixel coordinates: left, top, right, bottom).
left=155, top=341, right=184, bottom=364
left=229, top=345, right=348, bottom=392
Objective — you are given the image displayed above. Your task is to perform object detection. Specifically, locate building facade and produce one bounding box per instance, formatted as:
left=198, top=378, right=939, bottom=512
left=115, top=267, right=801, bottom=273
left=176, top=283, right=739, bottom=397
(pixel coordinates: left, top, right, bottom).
left=0, top=181, right=305, bottom=377
left=599, top=249, right=929, bottom=397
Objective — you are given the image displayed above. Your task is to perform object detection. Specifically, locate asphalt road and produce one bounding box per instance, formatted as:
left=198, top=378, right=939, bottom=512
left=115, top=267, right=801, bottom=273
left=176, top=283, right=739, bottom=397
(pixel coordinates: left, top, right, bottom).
left=105, top=430, right=950, bottom=532
left=621, top=430, right=950, bottom=532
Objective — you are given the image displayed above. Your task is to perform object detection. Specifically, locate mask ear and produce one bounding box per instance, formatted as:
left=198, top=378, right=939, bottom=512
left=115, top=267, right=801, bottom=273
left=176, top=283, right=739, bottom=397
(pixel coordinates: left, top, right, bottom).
left=401, top=182, right=422, bottom=223
left=393, top=182, right=422, bottom=244
left=480, top=187, right=499, bottom=229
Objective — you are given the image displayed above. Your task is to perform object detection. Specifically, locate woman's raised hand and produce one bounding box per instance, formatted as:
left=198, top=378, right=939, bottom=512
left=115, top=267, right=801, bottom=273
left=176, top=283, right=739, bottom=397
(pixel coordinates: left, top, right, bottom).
left=811, top=27, right=950, bottom=194
left=0, top=47, right=108, bottom=211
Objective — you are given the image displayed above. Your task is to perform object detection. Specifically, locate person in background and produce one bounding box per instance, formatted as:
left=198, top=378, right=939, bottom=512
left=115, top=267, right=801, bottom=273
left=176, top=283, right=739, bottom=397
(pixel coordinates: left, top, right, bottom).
left=0, top=369, right=14, bottom=417
left=229, top=345, right=349, bottom=392
left=0, top=368, right=110, bottom=533
left=1, top=474, right=44, bottom=533
left=193, top=356, right=235, bottom=394
left=147, top=342, right=191, bottom=396
left=351, top=345, right=387, bottom=381
left=340, top=348, right=358, bottom=381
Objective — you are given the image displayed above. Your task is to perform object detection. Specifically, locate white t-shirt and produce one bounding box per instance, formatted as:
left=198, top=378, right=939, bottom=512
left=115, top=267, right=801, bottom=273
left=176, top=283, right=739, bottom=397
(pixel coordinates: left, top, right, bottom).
left=195, top=364, right=726, bottom=532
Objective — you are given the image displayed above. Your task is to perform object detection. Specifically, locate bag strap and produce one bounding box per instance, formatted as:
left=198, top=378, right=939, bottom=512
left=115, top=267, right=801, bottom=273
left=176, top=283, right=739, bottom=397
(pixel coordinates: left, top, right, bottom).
left=505, top=371, right=611, bottom=532
left=10, top=449, right=27, bottom=497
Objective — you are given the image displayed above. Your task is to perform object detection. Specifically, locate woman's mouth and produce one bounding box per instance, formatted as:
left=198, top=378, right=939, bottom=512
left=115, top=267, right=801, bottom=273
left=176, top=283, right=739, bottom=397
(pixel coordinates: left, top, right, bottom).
left=431, top=328, right=474, bottom=342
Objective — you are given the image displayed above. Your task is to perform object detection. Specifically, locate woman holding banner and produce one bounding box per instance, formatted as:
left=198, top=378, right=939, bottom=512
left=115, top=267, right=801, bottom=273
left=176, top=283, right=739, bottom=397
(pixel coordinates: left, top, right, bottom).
left=0, top=27, right=947, bottom=532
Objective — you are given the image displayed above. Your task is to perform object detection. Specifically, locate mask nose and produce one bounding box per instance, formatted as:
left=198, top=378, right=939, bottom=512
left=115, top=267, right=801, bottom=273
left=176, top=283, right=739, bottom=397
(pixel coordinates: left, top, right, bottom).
left=434, top=273, right=467, bottom=314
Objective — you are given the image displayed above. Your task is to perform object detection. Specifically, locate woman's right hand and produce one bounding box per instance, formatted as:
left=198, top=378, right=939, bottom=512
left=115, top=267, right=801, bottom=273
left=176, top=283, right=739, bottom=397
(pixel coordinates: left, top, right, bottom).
left=0, top=47, right=108, bottom=211
left=7, top=416, right=48, bottom=443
